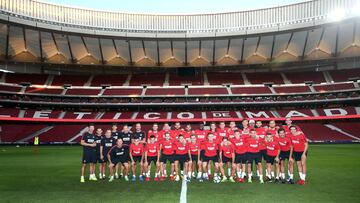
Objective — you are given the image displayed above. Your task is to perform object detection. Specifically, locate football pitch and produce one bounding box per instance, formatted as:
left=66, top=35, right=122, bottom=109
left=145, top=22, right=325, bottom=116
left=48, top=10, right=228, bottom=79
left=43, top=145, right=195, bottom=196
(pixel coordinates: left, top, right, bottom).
left=1, top=144, right=360, bottom=203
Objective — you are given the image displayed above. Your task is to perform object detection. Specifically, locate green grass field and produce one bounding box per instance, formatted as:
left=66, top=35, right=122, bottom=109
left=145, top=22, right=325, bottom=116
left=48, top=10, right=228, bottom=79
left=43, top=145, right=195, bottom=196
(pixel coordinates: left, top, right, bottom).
left=1, top=144, right=360, bottom=203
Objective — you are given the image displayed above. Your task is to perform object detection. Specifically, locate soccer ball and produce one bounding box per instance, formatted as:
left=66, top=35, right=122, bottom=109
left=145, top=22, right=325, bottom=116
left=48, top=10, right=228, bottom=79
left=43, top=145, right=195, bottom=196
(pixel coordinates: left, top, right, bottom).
left=213, top=176, right=221, bottom=183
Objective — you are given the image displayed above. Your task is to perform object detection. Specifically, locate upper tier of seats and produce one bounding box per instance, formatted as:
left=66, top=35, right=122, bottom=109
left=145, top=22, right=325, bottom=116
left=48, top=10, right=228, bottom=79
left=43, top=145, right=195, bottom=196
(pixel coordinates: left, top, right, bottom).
left=0, top=69, right=359, bottom=98
left=2, top=69, right=359, bottom=87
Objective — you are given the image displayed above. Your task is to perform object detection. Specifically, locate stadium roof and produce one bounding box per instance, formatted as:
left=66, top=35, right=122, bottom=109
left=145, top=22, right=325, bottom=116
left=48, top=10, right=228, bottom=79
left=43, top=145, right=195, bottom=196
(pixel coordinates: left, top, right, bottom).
left=0, top=0, right=359, bottom=68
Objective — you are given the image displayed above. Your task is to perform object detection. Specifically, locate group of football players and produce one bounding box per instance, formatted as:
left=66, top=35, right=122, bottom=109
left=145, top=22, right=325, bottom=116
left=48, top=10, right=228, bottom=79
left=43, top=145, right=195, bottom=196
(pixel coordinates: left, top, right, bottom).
left=80, top=118, right=308, bottom=185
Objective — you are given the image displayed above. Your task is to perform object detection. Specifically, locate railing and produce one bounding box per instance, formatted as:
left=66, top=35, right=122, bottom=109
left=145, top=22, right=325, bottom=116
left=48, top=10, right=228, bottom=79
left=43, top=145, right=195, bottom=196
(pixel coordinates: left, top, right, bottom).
left=0, top=0, right=358, bottom=33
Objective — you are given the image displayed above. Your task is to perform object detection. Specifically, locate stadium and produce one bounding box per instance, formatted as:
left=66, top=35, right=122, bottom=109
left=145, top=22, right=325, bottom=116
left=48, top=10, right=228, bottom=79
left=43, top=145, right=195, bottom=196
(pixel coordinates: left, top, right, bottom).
left=0, top=0, right=360, bottom=202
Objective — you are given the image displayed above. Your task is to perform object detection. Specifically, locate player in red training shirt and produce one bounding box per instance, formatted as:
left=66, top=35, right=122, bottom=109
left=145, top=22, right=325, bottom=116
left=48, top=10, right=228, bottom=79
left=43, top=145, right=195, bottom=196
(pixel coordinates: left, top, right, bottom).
left=277, top=128, right=294, bottom=184
left=129, top=138, right=144, bottom=182
left=201, top=132, right=220, bottom=181
left=289, top=125, right=308, bottom=185
left=147, top=123, right=161, bottom=142
left=217, top=121, right=228, bottom=139
left=267, top=120, right=279, bottom=137
left=219, top=137, right=236, bottom=182
left=255, top=120, right=267, bottom=164
left=143, top=135, right=160, bottom=181
left=206, top=122, right=220, bottom=178
left=227, top=121, right=238, bottom=140
left=246, top=129, right=264, bottom=184
left=159, top=123, right=174, bottom=141
left=173, top=122, right=185, bottom=140
left=183, top=124, right=194, bottom=142
left=264, top=132, right=280, bottom=183
left=174, top=135, right=190, bottom=181
left=231, top=130, right=248, bottom=182
left=159, top=132, right=175, bottom=181
left=188, top=134, right=202, bottom=179
left=194, top=123, right=209, bottom=144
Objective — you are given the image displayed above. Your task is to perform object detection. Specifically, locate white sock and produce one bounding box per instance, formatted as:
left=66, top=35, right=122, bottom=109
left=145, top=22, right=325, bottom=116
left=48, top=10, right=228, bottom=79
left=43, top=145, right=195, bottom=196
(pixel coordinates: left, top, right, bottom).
left=228, top=168, right=231, bottom=176
left=237, top=171, right=241, bottom=178
left=214, top=172, right=218, bottom=177
left=99, top=173, right=102, bottom=178
left=299, top=172, right=303, bottom=180
left=256, top=170, right=259, bottom=176
left=290, top=174, right=294, bottom=179
left=265, top=170, right=269, bottom=177
left=288, top=170, right=291, bottom=177
left=271, top=171, right=275, bottom=178
left=81, top=175, right=84, bottom=178
left=188, top=171, right=192, bottom=177
left=248, top=173, right=252, bottom=180
left=181, top=170, right=184, bottom=175
left=259, top=175, right=263, bottom=181
left=208, top=169, right=211, bottom=175
left=197, top=172, right=202, bottom=178
left=241, top=171, right=246, bottom=178
left=164, top=169, right=167, bottom=176
left=115, top=172, right=119, bottom=176
left=204, top=172, right=208, bottom=178
left=102, top=173, right=106, bottom=177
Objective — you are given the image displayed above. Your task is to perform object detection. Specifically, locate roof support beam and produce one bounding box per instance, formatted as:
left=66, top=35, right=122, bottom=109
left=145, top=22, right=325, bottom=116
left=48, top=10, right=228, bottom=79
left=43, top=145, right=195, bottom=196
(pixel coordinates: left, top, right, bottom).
left=98, top=38, right=105, bottom=64
left=66, top=35, right=75, bottom=63
left=254, top=36, right=261, bottom=54
left=81, top=36, right=89, bottom=54
left=170, top=40, right=174, bottom=57
left=141, top=40, right=146, bottom=56
left=38, top=30, right=44, bottom=62
left=316, top=27, right=325, bottom=48
left=301, top=30, right=310, bottom=60
left=51, top=33, right=60, bottom=54
left=212, top=38, right=216, bottom=65
left=156, top=40, right=160, bottom=65
left=184, top=39, right=188, bottom=65
left=112, top=39, right=119, bottom=56
left=333, top=25, right=340, bottom=57
left=269, top=35, right=276, bottom=61
left=240, top=38, right=245, bottom=63
left=198, top=40, right=202, bottom=56
left=226, top=39, right=231, bottom=55
left=23, top=27, right=27, bottom=51
left=5, top=24, right=10, bottom=60
left=127, top=39, right=133, bottom=65
left=285, top=32, right=294, bottom=50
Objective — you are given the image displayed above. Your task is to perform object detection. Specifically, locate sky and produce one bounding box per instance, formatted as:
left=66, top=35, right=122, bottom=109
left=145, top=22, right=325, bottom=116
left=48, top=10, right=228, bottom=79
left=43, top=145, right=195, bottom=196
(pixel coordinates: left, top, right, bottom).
left=43, top=0, right=306, bottom=14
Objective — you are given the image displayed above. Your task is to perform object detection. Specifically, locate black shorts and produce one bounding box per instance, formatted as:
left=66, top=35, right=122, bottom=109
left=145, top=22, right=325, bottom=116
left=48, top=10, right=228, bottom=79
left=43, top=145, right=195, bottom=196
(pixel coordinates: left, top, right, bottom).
left=200, top=150, right=205, bottom=161
left=160, top=154, right=174, bottom=163
left=279, top=151, right=290, bottom=161
left=293, top=151, right=307, bottom=161
left=82, top=150, right=97, bottom=164
left=246, top=152, right=261, bottom=164
left=175, top=154, right=189, bottom=163
left=202, top=155, right=219, bottom=163
left=260, top=149, right=267, bottom=160
left=96, top=152, right=105, bottom=163
left=191, top=155, right=199, bottom=162
left=234, top=153, right=247, bottom=164
left=112, top=157, right=128, bottom=165
left=132, top=156, right=142, bottom=163
left=265, top=155, right=276, bottom=165
left=146, top=156, right=158, bottom=164
left=221, top=155, right=232, bottom=163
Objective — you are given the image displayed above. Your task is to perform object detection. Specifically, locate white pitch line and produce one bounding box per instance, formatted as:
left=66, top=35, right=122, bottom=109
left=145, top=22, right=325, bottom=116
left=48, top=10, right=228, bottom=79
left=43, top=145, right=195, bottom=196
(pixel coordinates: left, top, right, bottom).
left=179, top=179, right=187, bottom=203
